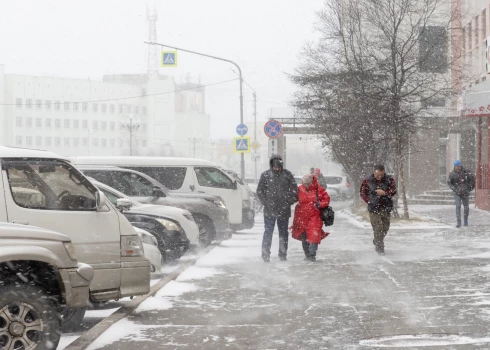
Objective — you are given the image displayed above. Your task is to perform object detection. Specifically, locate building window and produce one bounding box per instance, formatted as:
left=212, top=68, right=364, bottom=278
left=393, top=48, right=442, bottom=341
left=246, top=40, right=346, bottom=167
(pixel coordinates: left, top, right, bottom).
left=73, top=102, right=79, bottom=112
left=55, top=119, right=61, bottom=128
left=476, top=15, right=480, bottom=46
left=142, top=140, right=147, bottom=147
left=16, top=136, right=22, bottom=145
left=64, top=119, right=70, bottom=129
left=110, top=139, right=115, bottom=148
left=45, top=100, right=51, bottom=110
left=36, top=100, right=42, bottom=109
left=101, top=121, right=107, bottom=130
left=82, top=138, right=88, bottom=147
left=55, top=137, right=61, bottom=147
left=110, top=121, right=115, bottom=131
left=93, top=121, right=98, bottom=130
left=45, top=137, right=52, bottom=147
left=73, top=137, right=79, bottom=148
left=126, top=105, right=132, bottom=113
left=55, top=101, right=61, bottom=111
left=16, top=117, right=22, bottom=128
left=118, top=105, right=123, bottom=114
left=26, top=118, right=33, bottom=128
left=73, top=120, right=80, bottom=129
left=469, top=22, right=472, bottom=50
left=82, top=102, right=88, bottom=112
left=82, top=120, right=88, bottom=129
left=64, top=102, right=70, bottom=111
left=36, top=136, right=42, bottom=146
left=92, top=103, right=98, bottom=113
left=142, top=124, right=147, bottom=132
left=110, top=104, right=115, bottom=114
left=119, top=139, right=124, bottom=148
left=64, top=137, right=70, bottom=147
left=101, top=139, right=107, bottom=148
left=16, top=98, right=22, bottom=109
left=36, top=118, right=42, bottom=128
left=26, top=136, right=32, bottom=146
left=135, top=106, right=140, bottom=115
left=45, top=118, right=52, bottom=128
left=483, top=10, right=487, bottom=47
left=418, top=26, right=447, bottom=73
left=26, top=99, right=33, bottom=109
left=101, top=104, right=107, bottom=113
left=93, top=138, right=99, bottom=147
left=142, top=107, right=147, bottom=116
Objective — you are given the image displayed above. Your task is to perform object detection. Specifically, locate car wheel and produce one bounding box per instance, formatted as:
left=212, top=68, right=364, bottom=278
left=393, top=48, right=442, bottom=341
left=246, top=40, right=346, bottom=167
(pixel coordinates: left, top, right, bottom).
left=59, top=307, right=86, bottom=333
left=0, top=284, right=61, bottom=350
left=194, top=216, right=215, bottom=248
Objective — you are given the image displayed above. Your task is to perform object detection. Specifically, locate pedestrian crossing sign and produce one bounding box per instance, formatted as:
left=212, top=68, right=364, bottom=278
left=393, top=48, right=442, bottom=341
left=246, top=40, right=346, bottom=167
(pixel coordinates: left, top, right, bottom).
left=234, top=136, right=251, bottom=153
left=161, top=51, right=178, bottom=67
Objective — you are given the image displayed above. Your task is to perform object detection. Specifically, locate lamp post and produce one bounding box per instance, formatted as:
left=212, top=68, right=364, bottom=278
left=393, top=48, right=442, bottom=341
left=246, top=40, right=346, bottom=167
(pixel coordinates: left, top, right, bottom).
left=144, top=41, right=245, bottom=179
left=121, top=115, right=140, bottom=156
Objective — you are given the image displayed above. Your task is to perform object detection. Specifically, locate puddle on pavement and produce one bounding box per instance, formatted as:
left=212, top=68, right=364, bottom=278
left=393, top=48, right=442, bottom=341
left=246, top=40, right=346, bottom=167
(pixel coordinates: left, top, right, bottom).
left=360, top=334, right=490, bottom=347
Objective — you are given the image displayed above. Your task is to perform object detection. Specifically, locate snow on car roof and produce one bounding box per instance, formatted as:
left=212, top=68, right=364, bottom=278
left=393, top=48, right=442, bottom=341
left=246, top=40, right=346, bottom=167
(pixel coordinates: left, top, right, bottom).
left=70, top=156, right=218, bottom=167
left=0, top=146, right=65, bottom=160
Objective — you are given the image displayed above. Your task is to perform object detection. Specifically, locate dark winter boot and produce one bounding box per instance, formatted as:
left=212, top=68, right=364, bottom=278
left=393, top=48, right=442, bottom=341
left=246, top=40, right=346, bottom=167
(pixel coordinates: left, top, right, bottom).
left=279, top=256, right=287, bottom=261
left=262, top=254, right=270, bottom=263
left=464, top=218, right=468, bottom=226
left=456, top=222, right=461, bottom=228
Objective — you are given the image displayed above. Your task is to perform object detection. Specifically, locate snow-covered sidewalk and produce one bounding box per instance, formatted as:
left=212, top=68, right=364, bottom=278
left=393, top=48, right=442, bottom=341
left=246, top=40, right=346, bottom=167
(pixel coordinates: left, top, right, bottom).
left=410, top=204, right=490, bottom=229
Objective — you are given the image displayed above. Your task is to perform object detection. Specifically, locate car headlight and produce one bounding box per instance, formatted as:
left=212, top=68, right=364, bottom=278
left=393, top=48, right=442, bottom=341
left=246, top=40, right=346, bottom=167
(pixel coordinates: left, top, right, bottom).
left=156, top=218, right=182, bottom=231
left=183, top=213, right=195, bottom=222
left=63, top=242, right=78, bottom=261
left=205, top=198, right=227, bottom=209
left=121, top=235, right=144, bottom=257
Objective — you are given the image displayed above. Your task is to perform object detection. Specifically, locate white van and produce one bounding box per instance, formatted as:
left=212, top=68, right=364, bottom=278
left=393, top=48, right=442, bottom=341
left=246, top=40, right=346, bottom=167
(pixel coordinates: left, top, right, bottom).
left=0, top=147, right=150, bottom=308
left=70, top=157, right=252, bottom=230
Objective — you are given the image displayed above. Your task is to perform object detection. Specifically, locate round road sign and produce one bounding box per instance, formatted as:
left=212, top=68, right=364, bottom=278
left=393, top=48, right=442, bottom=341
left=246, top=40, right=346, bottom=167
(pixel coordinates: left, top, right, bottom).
left=264, top=119, right=283, bottom=138
left=236, top=124, right=248, bottom=136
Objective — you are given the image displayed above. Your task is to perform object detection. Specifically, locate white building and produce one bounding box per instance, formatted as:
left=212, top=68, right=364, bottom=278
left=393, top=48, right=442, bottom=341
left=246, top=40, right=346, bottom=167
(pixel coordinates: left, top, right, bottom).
left=0, top=65, right=211, bottom=158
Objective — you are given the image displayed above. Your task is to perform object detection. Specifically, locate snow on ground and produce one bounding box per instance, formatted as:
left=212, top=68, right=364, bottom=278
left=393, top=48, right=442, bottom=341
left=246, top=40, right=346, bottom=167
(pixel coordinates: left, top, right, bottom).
left=176, top=266, right=223, bottom=281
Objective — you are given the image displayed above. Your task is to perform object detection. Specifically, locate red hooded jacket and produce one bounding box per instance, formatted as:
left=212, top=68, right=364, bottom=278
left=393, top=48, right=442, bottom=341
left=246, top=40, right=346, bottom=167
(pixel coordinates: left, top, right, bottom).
left=291, top=176, right=330, bottom=244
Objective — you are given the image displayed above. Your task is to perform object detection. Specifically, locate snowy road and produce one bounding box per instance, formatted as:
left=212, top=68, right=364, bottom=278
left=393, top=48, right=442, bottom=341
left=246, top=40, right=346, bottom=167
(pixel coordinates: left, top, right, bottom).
left=71, top=203, right=490, bottom=349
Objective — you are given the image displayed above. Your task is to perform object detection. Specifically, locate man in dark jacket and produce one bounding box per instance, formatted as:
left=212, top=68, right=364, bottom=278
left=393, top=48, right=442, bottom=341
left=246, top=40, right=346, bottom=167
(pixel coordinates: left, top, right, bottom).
left=360, top=164, right=397, bottom=255
left=257, top=154, right=298, bottom=262
left=447, top=160, right=475, bottom=228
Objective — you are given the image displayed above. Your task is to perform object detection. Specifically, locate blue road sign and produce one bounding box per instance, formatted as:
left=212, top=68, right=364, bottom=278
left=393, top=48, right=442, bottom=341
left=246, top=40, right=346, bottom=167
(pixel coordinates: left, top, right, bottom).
left=234, top=137, right=250, bottom=153
left=264, top=119, right=283, bottom=138
left=236, top=124, right=248, bottom=136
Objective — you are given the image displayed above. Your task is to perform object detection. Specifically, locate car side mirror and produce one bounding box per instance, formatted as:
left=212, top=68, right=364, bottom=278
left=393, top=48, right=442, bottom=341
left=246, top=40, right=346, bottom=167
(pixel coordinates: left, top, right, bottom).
left=152, top=186, right=165, bottom=198
left=96, top=191, right=107, bottom=211
left=116, top=198, right=132, bottom=211
left=232, top=180, right=238, bottom=190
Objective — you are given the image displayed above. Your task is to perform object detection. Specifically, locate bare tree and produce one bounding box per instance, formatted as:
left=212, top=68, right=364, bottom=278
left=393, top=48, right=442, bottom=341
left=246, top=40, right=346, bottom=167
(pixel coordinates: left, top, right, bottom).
left=292, top=0, right=463, bottom=218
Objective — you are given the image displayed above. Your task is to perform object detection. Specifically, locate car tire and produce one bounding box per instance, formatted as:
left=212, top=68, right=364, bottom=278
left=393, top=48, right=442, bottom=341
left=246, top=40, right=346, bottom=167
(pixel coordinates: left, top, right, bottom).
left=194, top=215, right=215, bottom=248
left=59, top=307, right=87, bottom=333
left=0, top=284, right=61, bottom=350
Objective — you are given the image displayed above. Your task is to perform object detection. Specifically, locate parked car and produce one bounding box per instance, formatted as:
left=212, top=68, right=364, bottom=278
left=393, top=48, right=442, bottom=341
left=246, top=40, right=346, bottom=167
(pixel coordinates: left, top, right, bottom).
left=76, top=166, right=229, bottom=246
left=324, top=176, right=354, bottom=199
left=221, top=168, right=255, bottom=229
left=92, top=178, right=199, bottom=247
left=0, top=146, right=151, bottom=329
left=0, top=223, right=94, bottom=344
left=134, top=227, right=163, bottom=275
left=70, top=157, right=247, bottom=231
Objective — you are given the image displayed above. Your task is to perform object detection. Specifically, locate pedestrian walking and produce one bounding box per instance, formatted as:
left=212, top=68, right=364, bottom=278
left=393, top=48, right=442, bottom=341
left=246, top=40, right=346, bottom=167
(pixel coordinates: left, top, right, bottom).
left=291, top=174, right=331, bottom=261
left=447, top=160, right=475, bottom=228
left=313, top=168, right=328, bottom=189
left=257, top=154, right=298, bottom=262
left=360, top=164, right=397, bottom=255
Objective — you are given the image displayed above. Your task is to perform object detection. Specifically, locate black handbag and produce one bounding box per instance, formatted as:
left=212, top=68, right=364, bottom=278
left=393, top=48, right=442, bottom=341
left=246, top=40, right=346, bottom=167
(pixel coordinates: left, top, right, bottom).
left=316, top=187, right=335, bottom=226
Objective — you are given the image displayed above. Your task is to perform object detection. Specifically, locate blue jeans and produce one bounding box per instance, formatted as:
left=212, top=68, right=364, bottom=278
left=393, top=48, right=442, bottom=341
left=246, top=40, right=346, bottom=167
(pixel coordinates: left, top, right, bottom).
left=455, top=193, right=469, bottom=224
left=262, top=217, right=289, bottom=258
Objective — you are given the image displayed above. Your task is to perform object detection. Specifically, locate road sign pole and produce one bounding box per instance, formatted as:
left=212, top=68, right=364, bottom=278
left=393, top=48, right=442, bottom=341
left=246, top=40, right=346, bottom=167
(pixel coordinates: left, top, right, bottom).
left=253, top=92, right=257, bottom=184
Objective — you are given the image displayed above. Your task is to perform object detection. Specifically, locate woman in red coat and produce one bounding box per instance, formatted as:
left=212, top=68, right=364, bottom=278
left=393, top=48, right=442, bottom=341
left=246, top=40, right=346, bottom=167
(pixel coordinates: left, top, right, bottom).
left=291, top=174, right=331, bottom=261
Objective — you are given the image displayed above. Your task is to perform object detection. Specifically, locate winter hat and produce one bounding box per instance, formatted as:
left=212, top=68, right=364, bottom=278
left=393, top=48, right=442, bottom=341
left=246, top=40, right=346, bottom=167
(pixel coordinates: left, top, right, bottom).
left=314, top=168, right=321, bottom=175
left=302, top=174, right=313, bottom=186
left=272, top=159, right=283, bottom=168
left=454, top=160, right=462, bottom=167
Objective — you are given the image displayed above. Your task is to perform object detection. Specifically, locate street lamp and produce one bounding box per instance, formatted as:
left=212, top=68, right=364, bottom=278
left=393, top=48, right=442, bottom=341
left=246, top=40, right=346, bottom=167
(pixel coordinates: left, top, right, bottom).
left=121, top=115, right=140, bottom=156
left=144, top=41, right=245, bottom=179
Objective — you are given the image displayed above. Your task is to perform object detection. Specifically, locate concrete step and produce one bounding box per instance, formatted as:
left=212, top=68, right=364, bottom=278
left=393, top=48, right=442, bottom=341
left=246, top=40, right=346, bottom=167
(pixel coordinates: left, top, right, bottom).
left=416, top=194, right=475, bottom=201
left=409, top=199, right=475, bottom=205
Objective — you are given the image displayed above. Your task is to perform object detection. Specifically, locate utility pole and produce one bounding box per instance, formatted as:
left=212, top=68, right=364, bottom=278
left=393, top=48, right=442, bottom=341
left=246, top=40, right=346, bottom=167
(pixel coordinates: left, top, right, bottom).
left=145, top=41, right=245, bottom=179
left=121, top=116, right=140, bottom=156
left=253, top=92, right=258, bottom=184
left=188, top=136, right=202, bottom=158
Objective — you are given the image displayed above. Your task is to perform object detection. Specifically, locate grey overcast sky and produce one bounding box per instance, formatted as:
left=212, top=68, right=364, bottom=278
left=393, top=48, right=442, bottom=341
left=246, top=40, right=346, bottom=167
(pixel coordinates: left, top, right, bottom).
left=0, top=0, right=324, bottom=138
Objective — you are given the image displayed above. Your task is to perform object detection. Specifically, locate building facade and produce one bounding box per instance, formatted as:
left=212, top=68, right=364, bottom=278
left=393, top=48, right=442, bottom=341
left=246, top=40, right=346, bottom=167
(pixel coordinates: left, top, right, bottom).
left=0, top=66, right=211, bottom=159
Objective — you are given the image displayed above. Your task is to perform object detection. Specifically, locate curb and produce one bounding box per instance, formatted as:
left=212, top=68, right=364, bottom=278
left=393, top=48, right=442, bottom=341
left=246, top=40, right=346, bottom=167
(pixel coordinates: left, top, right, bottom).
left=64, top=244, right=217, bottom=350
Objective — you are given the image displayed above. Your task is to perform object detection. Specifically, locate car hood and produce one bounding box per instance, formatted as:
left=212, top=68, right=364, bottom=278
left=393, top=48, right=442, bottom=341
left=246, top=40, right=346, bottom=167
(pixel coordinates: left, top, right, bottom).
left=168, top=191, right=220, bottom=200
left=0, top=223, right=70, bottom=242
left=134, top=203, right=191, bottom=218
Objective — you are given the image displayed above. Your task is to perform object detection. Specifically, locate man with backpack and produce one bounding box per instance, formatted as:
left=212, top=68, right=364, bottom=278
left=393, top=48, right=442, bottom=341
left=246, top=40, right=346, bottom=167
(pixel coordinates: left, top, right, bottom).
left=360, top=164, right=397, bottom=255
left=447, top=160, right=475, bottom=228
left=257, top=154, right=298, bottom=262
